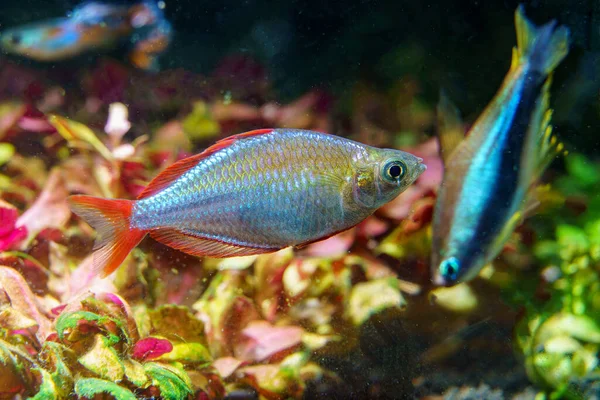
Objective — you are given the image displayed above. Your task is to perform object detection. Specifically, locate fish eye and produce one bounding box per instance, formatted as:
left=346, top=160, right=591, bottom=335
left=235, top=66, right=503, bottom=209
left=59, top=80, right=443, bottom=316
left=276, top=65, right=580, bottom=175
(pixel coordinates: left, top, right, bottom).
left=439, top=257, right=460, bottom=282
left=383, top=160, right=406, bottom=181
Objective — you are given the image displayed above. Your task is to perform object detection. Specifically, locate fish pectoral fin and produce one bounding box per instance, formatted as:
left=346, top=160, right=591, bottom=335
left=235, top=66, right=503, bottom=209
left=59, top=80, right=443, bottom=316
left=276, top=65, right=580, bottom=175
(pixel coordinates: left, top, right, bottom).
left=488, top=210, right=524, bottom=259
left=150, top=228, right=277, bottom=258
left=436, top=90, right=465, bottom=165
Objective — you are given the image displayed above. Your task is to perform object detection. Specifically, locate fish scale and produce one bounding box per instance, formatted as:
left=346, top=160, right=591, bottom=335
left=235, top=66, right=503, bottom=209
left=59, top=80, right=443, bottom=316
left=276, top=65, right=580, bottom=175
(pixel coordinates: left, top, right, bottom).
left=69, top=128, right=425, bottom=277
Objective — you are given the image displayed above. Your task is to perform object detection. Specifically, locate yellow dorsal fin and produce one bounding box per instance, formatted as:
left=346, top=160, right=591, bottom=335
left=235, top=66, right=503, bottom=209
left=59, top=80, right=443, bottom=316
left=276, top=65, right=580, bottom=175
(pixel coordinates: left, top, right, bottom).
left=510, top=47, right=519, bottom=70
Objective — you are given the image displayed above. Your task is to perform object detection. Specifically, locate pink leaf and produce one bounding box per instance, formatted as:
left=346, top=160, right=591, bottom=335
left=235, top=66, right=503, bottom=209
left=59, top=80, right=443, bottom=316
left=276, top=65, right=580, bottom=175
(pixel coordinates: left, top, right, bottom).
left=304, top=228, right=355, bottom=257
left=213, top=357, right=245, bottom=379
left=0, top=266, right=52, bottom=342
left=69, top=255, right=117, bottom=300
left=131, top=337, right=173, bottom=361
left=235, top=320, right=303, bottom=362
left=17, top=169, right=70, bottom=241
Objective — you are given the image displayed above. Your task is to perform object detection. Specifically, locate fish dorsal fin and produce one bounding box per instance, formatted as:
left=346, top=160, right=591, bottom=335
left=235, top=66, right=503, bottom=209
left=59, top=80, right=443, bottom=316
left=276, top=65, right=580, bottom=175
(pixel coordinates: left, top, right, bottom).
left=150, top=228, right=277, bottom=258
left=436, top=90, right=465, bottom=165
left=138, top=128, right=274, bottom=199
left=510, top=47, right=520, bottom=70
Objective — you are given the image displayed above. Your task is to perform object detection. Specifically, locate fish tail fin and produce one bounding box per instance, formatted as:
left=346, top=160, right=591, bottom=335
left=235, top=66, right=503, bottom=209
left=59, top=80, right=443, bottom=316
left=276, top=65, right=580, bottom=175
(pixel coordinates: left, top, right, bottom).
left=68, top=195, right=146, bottom=278
left=513, top=5, right=570, bottom=75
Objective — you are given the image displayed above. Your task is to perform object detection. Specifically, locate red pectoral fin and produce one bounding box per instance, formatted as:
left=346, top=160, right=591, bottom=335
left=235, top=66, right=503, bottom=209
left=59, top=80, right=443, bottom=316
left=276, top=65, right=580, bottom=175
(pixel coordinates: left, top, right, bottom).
left=150, top=228, right=278, bottom=258
left=138, top=129, right=275, bottom=199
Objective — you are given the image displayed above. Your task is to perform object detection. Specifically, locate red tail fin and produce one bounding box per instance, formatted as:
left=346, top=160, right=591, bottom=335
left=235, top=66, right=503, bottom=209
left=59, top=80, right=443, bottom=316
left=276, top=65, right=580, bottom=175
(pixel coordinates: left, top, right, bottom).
left=68, top=195, right=146, bottom=278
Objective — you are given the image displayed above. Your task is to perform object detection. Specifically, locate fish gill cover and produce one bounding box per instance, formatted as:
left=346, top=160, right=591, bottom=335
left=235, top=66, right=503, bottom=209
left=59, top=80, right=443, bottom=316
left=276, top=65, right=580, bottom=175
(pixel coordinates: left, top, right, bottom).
left=0, top=1, right=599, bottom=400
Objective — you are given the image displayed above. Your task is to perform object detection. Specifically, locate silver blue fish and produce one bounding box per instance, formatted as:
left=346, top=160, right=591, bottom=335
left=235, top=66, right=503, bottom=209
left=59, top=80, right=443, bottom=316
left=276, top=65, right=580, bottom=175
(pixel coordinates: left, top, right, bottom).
left=431, top=6, right=570, bottom=286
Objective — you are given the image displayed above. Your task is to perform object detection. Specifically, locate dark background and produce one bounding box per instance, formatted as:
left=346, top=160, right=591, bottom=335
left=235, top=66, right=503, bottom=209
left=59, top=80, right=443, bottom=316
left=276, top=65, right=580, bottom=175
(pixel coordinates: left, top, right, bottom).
left=1, top=0, right=599, bottom=151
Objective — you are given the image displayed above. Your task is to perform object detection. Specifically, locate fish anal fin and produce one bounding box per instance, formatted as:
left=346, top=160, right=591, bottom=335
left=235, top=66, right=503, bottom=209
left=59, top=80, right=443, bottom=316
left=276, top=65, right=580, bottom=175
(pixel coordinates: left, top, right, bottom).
left=138, top=128, right=275, bottom=199
left=436, top=90, right=465, bottom=165
left=150, top=228, right=277, bottom=258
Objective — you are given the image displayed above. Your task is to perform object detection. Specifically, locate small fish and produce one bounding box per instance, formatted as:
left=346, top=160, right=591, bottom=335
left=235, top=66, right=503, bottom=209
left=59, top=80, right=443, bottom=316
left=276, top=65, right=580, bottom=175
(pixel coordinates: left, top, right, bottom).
left=431, top=6, right=570, bottom=286
left=69, top=129, right=426, bottom=277
left=0, top=1, right=172, bottom=70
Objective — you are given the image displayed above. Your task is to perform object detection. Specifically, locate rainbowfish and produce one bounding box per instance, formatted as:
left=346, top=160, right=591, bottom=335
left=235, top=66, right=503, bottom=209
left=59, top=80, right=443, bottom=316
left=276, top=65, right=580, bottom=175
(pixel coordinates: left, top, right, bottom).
left=431, top=6, right=570, bottom=286
left=69, top=129, right=426, bottom=277
left=0, top=1, right=172, bottom=70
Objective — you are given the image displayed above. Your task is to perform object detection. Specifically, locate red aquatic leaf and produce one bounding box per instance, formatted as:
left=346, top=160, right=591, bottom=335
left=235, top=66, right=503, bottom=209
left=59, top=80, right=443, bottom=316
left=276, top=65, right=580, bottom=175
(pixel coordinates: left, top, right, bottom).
left=84, top=60, right=129, bottom=104
left=0, top=60, right=45, bottom=101
left=120, top=160, right=148, bottom=198
left=131, top=337, right=174, bottom=361
left=0, top=200, right=27, bottom=251
left=235, top=320, right=303, bottom=362
left=17, top=105, right=56, bottom=134
left=212, top=54, right=269, bottom=101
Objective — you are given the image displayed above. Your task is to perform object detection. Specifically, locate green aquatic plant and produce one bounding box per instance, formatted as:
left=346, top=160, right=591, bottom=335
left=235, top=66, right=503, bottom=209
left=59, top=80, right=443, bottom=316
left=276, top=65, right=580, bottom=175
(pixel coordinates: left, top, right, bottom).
left=515, top=153, right=600, bottom=399
left=0, top=279, right=219, bottom=399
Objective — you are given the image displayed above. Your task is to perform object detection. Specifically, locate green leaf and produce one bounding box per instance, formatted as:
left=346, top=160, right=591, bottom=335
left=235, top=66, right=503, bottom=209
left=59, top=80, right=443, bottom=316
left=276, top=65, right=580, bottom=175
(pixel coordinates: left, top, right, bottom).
left=148, top=305, right=206, bottom=344
left=38, top=342, right=74, bottom=398
left=0, top=143, right=15, bottom=166
left=565, top=153, right=600, bottom=187
left=0, top=102, right=25, bottom=138
left=54, top=310, right=123, bottom=344
left=48, top=115, right=114, bottom=161
left=122, top=359, right=149, bottom=387
left=74, top=378, right=137, bottom=400
left=78, top=335, right=124, bottom=381
left=181, top=101, right=220, bottom=141
left=55, top=311, right=105, bottom=339
left=347, top=278, right=406, bottom=326
left=30, top=368, right=58, bottom=400
left=144, top=362, right=193, bottom=400
left=556, top=225, right=589, bottom=261
left=158, top=343, right=212, bottom=365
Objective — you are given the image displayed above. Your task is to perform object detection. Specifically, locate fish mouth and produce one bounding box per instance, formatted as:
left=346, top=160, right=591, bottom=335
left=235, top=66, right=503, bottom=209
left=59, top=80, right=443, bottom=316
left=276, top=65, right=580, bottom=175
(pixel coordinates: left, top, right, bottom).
left=415, top=157, right=427, bottom=177
left=432, top=273, right=448, bottom=287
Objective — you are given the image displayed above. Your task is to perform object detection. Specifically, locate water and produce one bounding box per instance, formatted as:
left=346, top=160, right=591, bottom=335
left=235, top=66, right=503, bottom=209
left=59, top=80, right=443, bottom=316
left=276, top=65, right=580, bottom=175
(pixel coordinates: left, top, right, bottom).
left=0, top=1, right=599, bottom=399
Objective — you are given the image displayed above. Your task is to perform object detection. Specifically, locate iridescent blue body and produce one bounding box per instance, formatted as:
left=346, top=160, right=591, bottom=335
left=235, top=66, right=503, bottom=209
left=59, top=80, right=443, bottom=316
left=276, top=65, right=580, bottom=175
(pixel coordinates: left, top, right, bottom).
left=132, top=129, right=425, bottom=250
left=69, top=129, right=425, bottom=277
left=431, top=6, right=570, bottom=285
